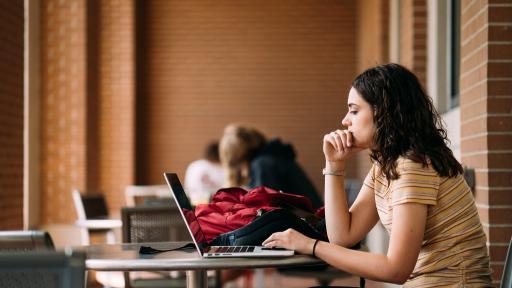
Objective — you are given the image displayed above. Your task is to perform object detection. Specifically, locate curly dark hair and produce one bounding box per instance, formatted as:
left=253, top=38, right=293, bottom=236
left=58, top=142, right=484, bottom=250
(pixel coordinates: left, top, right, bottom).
left=352, top=63, right=463, bottom=180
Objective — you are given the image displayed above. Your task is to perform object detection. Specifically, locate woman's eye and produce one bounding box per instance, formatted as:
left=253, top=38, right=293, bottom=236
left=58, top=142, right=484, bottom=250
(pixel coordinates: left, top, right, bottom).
left=350, top=110, right=358, bottom=115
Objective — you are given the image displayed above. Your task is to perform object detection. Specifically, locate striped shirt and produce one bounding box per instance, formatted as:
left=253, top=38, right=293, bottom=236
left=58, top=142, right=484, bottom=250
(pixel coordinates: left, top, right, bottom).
left=364, top=158, right=493, bottom=287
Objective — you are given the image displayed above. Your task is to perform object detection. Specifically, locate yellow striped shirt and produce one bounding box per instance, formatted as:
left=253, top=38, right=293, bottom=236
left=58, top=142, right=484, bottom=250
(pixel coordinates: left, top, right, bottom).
left=364, top=158, right=493, bottom=287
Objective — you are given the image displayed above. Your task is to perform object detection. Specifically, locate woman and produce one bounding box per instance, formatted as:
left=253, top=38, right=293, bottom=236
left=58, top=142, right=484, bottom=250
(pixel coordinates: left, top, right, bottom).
left=263, top=64, right=493, bottom=287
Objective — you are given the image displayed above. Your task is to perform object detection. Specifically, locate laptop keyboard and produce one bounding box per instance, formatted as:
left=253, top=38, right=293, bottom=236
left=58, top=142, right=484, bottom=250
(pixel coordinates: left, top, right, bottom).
left=210, top=246, right=255, bottom=253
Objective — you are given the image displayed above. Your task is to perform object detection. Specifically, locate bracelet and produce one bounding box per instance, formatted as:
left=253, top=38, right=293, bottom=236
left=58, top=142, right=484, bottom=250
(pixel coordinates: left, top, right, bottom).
left=322, top=168, right=345, bottom=176
left=312, top=239, right=319, bottom=257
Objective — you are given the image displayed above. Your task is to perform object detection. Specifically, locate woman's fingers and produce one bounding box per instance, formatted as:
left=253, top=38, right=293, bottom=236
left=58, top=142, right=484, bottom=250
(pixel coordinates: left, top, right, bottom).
left=334, top=130, right=352, bottom=151
left=323, top=130, right=358, bottom=161
left=263, top=232, right=281, bottom=247
left=323, top=133, right=338, bottom=153
left=331, top=132, right=342, bottom=151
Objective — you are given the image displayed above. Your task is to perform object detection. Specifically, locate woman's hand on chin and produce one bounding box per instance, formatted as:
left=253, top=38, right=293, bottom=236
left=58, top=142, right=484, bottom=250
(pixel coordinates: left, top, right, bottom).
left=323, top=129, right=363, bottom=162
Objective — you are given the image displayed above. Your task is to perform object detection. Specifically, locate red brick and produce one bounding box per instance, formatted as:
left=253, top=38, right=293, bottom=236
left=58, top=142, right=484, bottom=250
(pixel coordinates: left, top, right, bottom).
left=461, top=153, right=488, bottom=169
left=461, top=44, right=487, bottom=73
left=488, top=134, right=512, bottom=150
left=461, top=117, right=487, bottom=135
left=488, top=116, right=512, bottom=132
left=460, top=98, right=487, bottom=119
left=460, top=80, right=486, bottom=104
left=489, top=25, right=512, bottom=41
left=489, top=43, right=512, bottom=60
left=485, top=225, right=512, bottom=242
left=488, top=171, right=512, bottom=186
left=460, top=135, right=486, bottom=153
left=461, top=27, right=487, bottom=57
left=488, top=153, right=512, bottom=169
left=461, top=8, right=488, bottom=41
left=488, top=62, right=512, bottom=78
left=489, top=244, right=511, bottom=261
left=488, top=97, right=512, bottom=114
left=489, top=5, right=512, bottom=23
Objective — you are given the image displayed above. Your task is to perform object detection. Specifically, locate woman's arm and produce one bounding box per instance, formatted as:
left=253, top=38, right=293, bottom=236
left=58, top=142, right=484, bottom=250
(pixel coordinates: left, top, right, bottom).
left=324, top=161, right=379, bottom=246
left=318, top=202, right=427, bottom=283
left=264, top=202, right=427, bottom=284
left=322, top=130, right=379, bottom=246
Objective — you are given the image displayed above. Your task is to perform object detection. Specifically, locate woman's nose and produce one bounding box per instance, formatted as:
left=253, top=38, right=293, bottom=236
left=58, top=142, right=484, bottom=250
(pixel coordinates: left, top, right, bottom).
left=342, top=114, right=350, bottom=126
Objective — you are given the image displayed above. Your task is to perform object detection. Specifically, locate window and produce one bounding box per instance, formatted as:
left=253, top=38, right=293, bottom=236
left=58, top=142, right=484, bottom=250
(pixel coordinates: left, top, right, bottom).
left=449, top=0, right=460, bottom=109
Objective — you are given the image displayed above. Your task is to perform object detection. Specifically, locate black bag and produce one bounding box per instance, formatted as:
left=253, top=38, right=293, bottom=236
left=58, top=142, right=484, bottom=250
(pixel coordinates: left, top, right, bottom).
left=210, top=208, right=327, bottom=246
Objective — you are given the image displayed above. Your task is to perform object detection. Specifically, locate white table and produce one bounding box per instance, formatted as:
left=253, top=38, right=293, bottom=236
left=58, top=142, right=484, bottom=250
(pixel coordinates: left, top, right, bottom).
left=82, top=242, right=323, bottom=288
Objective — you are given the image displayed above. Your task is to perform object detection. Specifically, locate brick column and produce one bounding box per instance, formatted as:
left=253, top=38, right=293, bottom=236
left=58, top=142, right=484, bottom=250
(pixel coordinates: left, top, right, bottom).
left=96, top=0, right=136, bottom=211
left=40, top=0, right=136, bottom=223
left=41, top=0, right=88, bottom=223
left=460, top=1, right=512, bottom=284
left=399, top=0, right=427, bottom=86
left=0, top=0, right=24, bottom=229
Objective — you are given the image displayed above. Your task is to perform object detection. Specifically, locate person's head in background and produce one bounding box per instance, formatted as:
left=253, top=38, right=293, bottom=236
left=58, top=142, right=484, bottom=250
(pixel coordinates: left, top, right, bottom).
left=204, top=141, right=221, bottom=164
left=347, top=63, right=462, bottom=180
left=219, top=124, right=267, bottom=187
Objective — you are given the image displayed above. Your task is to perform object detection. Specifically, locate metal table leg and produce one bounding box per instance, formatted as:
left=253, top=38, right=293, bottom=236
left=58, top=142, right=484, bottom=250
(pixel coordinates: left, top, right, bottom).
left=186, top=270, right=207, bottom=288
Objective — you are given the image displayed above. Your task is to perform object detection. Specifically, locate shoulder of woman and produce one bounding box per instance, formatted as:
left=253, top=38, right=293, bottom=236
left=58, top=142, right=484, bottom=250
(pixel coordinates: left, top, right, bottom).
left=397, top=157, right=435, bottom=174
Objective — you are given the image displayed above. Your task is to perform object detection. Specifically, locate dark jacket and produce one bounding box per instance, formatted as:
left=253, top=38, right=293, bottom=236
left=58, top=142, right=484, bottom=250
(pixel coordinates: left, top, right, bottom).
left=248, top=139, right=323, bottom=209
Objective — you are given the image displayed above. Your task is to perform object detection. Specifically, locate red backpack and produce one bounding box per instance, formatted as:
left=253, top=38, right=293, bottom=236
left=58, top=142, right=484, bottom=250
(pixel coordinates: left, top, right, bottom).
left=195, top=186, right=326, bottom=245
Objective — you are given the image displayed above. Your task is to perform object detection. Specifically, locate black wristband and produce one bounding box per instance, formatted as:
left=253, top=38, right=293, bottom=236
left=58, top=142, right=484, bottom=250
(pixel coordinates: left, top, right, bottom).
left=312, top=239, right=319, bottom=257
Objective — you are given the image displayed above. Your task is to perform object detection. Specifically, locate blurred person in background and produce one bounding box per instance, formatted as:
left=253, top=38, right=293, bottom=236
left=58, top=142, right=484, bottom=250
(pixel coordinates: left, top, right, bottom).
left=219, top=123, right=323, bottom=209
left=184, top=141, right=224, bottom=205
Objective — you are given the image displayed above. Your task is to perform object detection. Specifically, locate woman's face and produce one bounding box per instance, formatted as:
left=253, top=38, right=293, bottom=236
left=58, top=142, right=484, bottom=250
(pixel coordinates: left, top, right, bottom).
left=341, top=87, right=376, bottom=149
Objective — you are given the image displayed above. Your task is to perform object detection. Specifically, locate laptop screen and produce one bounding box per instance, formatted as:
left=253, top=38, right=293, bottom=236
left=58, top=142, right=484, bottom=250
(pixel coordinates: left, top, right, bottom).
left=163, top=173, right=208, bottom=252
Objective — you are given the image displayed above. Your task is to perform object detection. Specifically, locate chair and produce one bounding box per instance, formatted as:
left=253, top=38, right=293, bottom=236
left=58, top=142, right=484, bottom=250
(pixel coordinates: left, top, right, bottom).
left=125, top=185, right=171, bottom=207
left=501, top=238, right=512, bottom=288
left=121, top=205, right=192, bottom=288
left=122, top=205, right=191, bottom=243
left=0, top=250, right=86, bottom=288
left=72, top=189, right=122, bottom=245
left=0, top=230, right=55, bottom=251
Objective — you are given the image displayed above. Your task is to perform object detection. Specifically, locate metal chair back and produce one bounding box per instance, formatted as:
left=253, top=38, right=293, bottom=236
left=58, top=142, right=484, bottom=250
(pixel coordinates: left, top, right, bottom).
left=0, top=230, right=55, bottom=252
left=0, top=251, right=86, bottom=288
left=122, top=205, right=191, bottom=243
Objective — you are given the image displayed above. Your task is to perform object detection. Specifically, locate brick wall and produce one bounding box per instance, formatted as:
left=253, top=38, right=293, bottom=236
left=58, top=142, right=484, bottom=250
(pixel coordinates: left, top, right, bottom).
left=137, top=0, right=357, bottom=194
left=0, top=0, right=24, bottom=230
left=460, top=0, right=512, bottom=283
left=400, top=0, right=427, bottom=87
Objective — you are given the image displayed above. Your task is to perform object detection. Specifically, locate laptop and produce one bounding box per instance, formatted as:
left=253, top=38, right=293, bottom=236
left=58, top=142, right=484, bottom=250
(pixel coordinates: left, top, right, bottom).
left=163, top=172, right=294, bottom=258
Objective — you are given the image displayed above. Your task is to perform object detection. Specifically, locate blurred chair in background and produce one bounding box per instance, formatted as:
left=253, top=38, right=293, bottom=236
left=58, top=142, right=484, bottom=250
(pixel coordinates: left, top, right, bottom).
left=0, top=230, right=55, bottom=251
left=72, top=189, right=122, bottom=245
left=125, top=185, right=170, bottom=207
left=0, top=230, right=86, bottom=288
left=117, top=205, right=193, bottom=288
left=0, top=250, right=86, bottom=288
left=122, top=205, right=190, bottom=243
